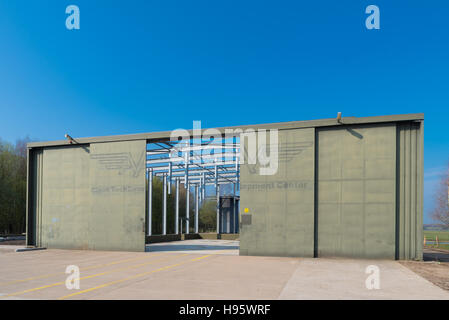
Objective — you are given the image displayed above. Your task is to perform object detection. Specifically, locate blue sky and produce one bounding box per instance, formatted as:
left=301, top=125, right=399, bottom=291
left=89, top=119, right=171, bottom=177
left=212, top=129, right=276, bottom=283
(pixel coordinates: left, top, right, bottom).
left=0, top=1, right=448, bottom=223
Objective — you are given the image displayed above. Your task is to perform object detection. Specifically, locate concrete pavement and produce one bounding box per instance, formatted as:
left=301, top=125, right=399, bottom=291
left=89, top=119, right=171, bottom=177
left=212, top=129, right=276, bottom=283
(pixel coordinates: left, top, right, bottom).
left=0, top=240, right=448, bottom=300
left=146, top=239, right=239, bottom=255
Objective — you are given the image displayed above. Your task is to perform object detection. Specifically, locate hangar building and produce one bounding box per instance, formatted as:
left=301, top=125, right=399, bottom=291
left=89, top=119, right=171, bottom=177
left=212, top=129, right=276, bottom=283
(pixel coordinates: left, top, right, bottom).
left=26, top=113, right=424, bottom=260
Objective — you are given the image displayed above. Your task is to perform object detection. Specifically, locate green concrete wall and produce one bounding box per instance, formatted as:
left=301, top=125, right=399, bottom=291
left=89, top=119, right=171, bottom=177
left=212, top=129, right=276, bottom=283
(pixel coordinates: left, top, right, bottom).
left=239, top=122, right=423, bottom=260
left=317, top=125, right=396, bottom=258
left=32, top=140, right=146, bottom=251
left=38, top=145, right=90, bottom=249
left=397, top=122, right=423, bottom=260
left=239, top=128, right=315, bottom=257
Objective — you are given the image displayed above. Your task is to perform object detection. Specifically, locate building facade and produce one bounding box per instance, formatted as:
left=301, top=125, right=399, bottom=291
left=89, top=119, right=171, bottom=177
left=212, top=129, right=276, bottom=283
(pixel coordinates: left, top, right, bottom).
left=26, top=113, right=424, bottom=260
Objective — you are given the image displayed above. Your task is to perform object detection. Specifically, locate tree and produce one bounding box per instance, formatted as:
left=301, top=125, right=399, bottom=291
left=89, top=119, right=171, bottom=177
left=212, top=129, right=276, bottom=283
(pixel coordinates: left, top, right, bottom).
left=199, top=199, right=217, bottom=233
left=149, top=178, right=218, bottom=234
left=149, top=177, right=195, bottom=235
left=432, top=165, right=449, bottom=229
left=0, top=137, right=31, bottom=235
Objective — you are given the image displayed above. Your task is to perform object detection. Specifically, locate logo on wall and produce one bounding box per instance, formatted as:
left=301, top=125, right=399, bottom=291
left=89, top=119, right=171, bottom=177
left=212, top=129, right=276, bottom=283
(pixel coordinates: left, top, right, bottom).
left=247, top=141, right=313, bottom=175
left=91, top=151, right=145, bottom=177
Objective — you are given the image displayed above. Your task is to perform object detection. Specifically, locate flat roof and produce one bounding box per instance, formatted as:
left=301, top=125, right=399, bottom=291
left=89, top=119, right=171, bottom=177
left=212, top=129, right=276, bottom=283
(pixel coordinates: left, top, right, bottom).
left=28, top=113, right=424, bottom=148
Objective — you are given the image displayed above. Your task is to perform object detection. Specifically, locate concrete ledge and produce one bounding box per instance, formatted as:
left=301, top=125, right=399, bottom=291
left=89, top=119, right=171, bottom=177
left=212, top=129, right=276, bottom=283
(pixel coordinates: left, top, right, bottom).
left=146, top=233, right=240, bottom=243
left=146, top=234, right=181, bottom=244
left=199, top=233, right=239, bottom=240
left=219, top=234, right=239, bottom=240
left=15, top=247, right=46, bottom=252
left=183, top=233, right=201, bottom=240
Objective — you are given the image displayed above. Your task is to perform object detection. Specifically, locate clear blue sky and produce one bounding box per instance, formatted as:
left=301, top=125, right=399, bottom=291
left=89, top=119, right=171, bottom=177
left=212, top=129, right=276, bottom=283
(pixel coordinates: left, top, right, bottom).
left=0, top=1, right=448, bottom=223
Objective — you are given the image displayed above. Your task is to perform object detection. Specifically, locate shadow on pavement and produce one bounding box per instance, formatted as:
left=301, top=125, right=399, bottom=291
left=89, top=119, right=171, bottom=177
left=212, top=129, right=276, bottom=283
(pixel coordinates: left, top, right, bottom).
left=423, top=249, right=449, bottom=262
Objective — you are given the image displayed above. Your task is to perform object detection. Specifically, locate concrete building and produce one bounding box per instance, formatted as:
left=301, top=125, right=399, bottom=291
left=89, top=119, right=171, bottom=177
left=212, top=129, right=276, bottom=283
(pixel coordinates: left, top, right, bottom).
left=26, top=113, right=424, bottom=260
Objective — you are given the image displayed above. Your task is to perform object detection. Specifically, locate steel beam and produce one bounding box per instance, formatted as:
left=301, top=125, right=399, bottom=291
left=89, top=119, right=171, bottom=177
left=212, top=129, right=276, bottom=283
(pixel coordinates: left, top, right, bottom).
left=216, top=184, right=220, bottom=234
left=175, top=178, right=179, bottom=234
left=147, top=169, right=153, bottom=236
left=186, top=183, right=190, bottom=234
left=233, top=183, right=236, bottom=234
left=162, top=174, right=167, bottom=235
left=168, top=162, right=172, bottom=195
left=195, top=184, right=199, bottom=234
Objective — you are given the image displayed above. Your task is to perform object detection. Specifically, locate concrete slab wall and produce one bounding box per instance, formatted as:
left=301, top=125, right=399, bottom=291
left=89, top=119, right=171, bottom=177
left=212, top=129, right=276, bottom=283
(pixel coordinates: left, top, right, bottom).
left=240, top=128, right=315, bottom=257
left=39, top=145, right=90, bottom=249
left=397, top=122, right=423, bottom=260
left=29, top=140, right=146, bottom=252
left=317, top=124, right=396, bottom=259
left=88, top=141, right=146, bottom=251
left=239, top=121, right=423, bottom=260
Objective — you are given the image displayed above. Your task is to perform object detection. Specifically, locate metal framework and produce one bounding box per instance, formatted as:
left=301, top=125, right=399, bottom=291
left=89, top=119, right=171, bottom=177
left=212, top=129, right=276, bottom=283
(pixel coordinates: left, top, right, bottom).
left=146, top=137, right=240, bottom=236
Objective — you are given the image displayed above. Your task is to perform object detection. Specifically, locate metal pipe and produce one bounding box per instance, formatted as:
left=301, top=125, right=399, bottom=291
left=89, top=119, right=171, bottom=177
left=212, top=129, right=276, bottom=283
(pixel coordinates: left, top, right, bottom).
left=175, top=178, right=179, bottom=234
left=234, top=135, right=239, bottom=192
left=198, top=177, right=202, bottom=204
left=202, top=172, right=206, bottom=201
left=198, top=177, right=204, bottom=204
left=214, top=165, right=218, bottom=190
left=236, top=161, right=240, bottom=191
left=168, top=162, right=172, bottom=195
left=216, top=184, right=220, bottom=234
left=195, top=184, right=199, bottom=234
left=147, top=169, right=153, bottom=236
left=233, top=183, right=236, bottom=234
left=184, top=153, right=189, bottom=185
left=186, top=183, right=190, bottom=234
left=185, top=149, right=190, bottom=234
left=163, top=173, right=167, bottom=235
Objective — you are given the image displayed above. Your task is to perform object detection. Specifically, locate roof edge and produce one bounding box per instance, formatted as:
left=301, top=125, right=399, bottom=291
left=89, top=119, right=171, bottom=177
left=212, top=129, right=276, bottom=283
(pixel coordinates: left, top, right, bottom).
left=27, top=113, right=424, bottom=148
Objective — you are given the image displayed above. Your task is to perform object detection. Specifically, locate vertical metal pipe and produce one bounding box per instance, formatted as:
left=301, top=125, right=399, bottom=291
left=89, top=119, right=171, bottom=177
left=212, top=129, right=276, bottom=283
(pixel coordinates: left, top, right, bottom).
left=236, top=161, right=240, bottom=191
left=175, top=178, right=179, bottom=234
left=233, top=183, right=236, bottom=234
left=147, top=169, right=153, bottom=236
left=185, top=149, right=190, bottom=234
left=216, top=184, right=220, bottom=234
left=198, top=178, right=202, bottom=204
left=184, top=153, right=189, bottom=185
left=234, top=135, right=239, bottom=192
left=202, top=172, right=206, bottom=201
left=186, top=183, right=190, bottom=234
left=214, top=165, right=218, bottom=190
left=168, top=162, right=172, bottom=195
left=163, top=174, right=167, bottom=235
left=195, top=184, right=199, bottom=234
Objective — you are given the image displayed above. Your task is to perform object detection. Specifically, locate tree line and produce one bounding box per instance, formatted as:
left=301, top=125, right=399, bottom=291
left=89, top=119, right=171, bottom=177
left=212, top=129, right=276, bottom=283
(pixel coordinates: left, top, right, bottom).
left=432, top=165, right=449, bottom=230
left=0, top=137, right=30, bottom=235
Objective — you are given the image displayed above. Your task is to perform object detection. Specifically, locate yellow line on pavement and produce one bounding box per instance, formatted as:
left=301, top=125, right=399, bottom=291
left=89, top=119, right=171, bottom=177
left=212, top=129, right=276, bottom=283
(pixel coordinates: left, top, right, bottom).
left=0, top=254, right=157, bottom=287
left=58, top=255, right=211, bottom=300
left=1, top=253, right=187, bottom=298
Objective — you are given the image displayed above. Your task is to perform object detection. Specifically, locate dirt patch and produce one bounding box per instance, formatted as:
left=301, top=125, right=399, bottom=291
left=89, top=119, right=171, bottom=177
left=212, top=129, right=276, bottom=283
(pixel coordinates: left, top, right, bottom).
left=400, top=261, right=449, bottom=291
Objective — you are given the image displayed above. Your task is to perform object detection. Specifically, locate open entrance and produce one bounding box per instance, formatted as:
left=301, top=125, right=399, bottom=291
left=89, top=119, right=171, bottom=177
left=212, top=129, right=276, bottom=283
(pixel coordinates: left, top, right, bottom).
left=145, top=135, right=240, bottom=253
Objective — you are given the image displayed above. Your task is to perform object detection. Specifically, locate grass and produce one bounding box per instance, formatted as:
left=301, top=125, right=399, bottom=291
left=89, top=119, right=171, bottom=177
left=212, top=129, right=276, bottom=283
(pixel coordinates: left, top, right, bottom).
left=424, top=230, right=449, bottom=242
left=424, top=230, right=449, bottom=251
left=437, top=244, right=449, bottom=250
